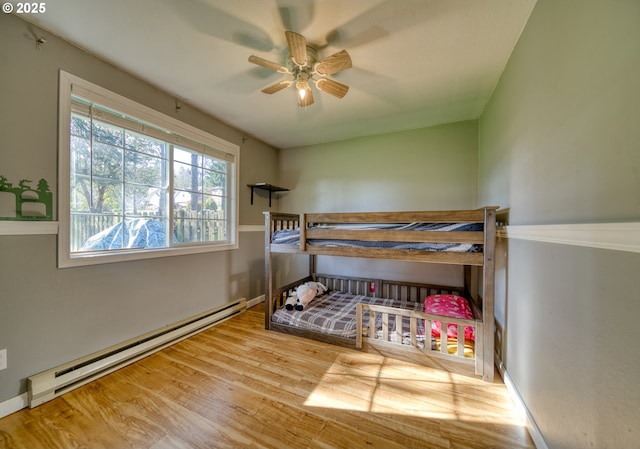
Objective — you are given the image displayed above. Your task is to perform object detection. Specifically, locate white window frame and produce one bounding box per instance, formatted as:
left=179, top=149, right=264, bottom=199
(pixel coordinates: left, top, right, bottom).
left=58, top=71, right=239, bottom=268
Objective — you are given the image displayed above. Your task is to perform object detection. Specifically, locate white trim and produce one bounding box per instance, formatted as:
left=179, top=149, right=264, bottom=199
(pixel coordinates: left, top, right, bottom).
left=68, top=78, right=238, bottom=158
left=497, top=222, right=640, bottom=253
left=503, top=370, right=549, bottom=449
left=0, top=221, right=58, bottom=235
left=246, top=294, right=265, bottom=308
left=0, top=393, right=28, bottom=419
left=57, top=71, right=240, bottom=268
left=238, top=225, right=265, bottom=233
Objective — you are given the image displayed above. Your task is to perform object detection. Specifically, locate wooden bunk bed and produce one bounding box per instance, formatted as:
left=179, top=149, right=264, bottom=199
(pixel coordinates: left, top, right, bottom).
left=263, top=207, right=497, bottom=382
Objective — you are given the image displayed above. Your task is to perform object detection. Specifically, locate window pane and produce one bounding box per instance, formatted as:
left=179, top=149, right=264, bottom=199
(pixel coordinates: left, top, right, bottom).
left=92, top=121, right=123, bottom=146
left=70, top=174, right=91, bottom=212
left=125, top=131, right=166, bottom=158
left=124, top=151, right=165, bottom=187
left=173, top=216, right=200, bottom=243
left=92, top=142, right=123, bottom=181
left=189, top=193, right=202, bottom=212
left=76, top=216, right=168, bottom=252
left=122, top=218, right=169, bottom=249
left=70, top=213, right=122, bottom=252
left=71, top=115, right=91, bottom=139
left=202, top=193, right=220, bottom=212
left=70, top=136, right=91, bottom=175
left=174, top=161, right=199, bottom=191
left=125, top=184, right=166, bottom=217
left=203, top=169, right=226, bottom=193
left=92, top=180, right=122, bottom=213
left=174, top=147, right=200, bottom=167
left=203, top=157, right=227, bottom=173
left=132, top=187, right=168, bottom=218
left=211, top=219, right=227, bottom=241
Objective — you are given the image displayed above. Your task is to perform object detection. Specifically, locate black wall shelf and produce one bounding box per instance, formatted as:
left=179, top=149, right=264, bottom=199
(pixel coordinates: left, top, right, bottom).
left=247, top=183, right=289, bottom=207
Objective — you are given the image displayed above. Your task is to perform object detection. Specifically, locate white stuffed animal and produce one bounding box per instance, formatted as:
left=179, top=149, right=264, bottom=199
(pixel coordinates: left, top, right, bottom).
left=285, top=291, right=298, bottom=310
left=294, top=281, right=327, bottom=311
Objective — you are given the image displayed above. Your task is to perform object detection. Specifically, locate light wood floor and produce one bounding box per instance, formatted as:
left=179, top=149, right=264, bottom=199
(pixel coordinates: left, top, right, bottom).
left=0, top=304, right=534, bottom=449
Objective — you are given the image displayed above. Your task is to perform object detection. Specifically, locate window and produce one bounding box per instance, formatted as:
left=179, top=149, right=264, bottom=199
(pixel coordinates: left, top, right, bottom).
left=58, top=71, right=239, bottom=267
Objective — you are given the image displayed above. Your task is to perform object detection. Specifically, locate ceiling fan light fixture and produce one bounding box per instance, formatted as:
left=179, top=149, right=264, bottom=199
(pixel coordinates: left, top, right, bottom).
left=248, top=30, right=352, bottom=108
left=296, top=76, right=310, bottom=101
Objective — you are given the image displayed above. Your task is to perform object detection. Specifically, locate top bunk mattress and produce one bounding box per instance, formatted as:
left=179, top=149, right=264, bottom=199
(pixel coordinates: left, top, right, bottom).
left=271, top=222, right=484, bottom=252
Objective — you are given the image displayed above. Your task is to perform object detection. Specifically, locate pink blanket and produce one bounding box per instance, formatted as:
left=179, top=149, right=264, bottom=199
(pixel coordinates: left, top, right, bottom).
left=424, top=294, right=475, bottom=341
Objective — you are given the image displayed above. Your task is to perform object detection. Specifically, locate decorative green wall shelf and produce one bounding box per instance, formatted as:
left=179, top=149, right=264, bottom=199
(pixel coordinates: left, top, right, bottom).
left=0, top=174, right=53, bottom=221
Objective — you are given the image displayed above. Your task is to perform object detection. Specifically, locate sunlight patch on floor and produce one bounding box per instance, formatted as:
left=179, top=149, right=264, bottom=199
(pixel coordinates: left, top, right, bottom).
left=304, top=352, right=525, bottom=426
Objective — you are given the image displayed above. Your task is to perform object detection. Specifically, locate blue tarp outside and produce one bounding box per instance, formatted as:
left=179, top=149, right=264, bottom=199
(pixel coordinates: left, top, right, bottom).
left=81, top=218, right=168, bottom=250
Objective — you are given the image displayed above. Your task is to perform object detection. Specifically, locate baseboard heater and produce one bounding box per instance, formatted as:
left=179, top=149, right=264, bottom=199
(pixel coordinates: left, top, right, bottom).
left=28, top=298, right=246, bottom=408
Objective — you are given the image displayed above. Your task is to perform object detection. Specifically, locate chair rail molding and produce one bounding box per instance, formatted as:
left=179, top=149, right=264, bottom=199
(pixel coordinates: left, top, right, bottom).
left=0, top=221, right=59, bottom=235
left=497, top=222, right=640, bottom=254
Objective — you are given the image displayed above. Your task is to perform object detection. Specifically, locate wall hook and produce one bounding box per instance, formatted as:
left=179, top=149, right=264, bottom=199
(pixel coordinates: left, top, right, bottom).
left=36, top=37, right=46, bottom=50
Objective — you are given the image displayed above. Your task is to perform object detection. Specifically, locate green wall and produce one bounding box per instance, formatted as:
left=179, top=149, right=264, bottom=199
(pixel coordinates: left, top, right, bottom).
left=280, top=120, right=479, bottom=213
left=479, top=1, right=640, bottom=448
left=277, top=120, right=479, bottom=291
left=0, top=13, right=278, bottom=403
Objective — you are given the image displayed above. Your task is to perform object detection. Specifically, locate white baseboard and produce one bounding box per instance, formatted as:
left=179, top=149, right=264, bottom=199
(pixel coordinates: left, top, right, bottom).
left=247, top=294, right=265, bottom=308
left=0, top=392, right=28, bottom=419
left=0, top=298, right=259, bottom=417
left=502, top=370, right=548, bottom=449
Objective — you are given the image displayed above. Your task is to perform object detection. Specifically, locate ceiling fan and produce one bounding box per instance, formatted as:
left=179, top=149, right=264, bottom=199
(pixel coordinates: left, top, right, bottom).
left=248, top=31, right=352, bottom=107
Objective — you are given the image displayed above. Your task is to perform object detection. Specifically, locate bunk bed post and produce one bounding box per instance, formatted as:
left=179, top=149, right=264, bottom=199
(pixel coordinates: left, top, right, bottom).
left=309, top=254, right=316, bottom=279
left=482, top=207, right=497, bottom=382
left=464, top=266, right=479, bottom=301
left=300, top=213, right=307, bottom=252
left=264, top=212, right=274, bottom=330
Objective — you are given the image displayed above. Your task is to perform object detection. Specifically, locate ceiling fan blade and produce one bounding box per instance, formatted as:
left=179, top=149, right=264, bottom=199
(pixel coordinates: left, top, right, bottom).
left=276, top=0, right=314, bottom=33
left=315, top=50, right=352, bottom=75
left=261, top=80, right=292, bottom=94
left=298, top=86, right=314, bottom=107
left=248, top=55, right=289, bottom=73
left=285, top=30, right=308, bottom=67
left=315, top=78, right=349, bottom=99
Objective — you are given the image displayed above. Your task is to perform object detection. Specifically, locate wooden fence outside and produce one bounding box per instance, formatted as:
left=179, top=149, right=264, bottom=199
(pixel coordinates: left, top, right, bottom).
left=70, top=210, right=225, bottom=251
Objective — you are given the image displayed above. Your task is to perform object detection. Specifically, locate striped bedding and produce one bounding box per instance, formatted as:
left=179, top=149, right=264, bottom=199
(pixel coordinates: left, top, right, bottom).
left=271, top=222, right=483, bottom=252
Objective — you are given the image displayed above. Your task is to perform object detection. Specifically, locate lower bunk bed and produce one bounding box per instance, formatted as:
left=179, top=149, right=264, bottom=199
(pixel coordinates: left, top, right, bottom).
left=269, top=274, right=483, bottom=378
left=264, top=208, right=497, bottom=382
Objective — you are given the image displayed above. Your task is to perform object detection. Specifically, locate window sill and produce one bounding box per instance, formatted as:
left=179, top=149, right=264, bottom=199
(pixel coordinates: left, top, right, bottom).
left=0, top=221, right=59, bottom=235
left=59, top=241, right=239, bottom=268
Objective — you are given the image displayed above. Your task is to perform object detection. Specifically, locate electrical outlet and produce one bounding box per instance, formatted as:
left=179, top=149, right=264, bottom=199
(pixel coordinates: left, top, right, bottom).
left=0, top=349, right=7, bottom=371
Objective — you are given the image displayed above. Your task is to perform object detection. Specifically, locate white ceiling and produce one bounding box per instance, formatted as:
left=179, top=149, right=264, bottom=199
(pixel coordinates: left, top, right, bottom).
left=19, top=0, right=536, bottom=149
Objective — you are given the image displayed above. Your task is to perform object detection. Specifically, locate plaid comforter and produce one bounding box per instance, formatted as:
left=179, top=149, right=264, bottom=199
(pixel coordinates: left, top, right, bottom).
left=271, top=290, right=425, bottom=339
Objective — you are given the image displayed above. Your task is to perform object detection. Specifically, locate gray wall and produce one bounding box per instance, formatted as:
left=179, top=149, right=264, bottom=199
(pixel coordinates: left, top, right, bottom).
left=0, top=14, right=278, bottom=402
left=479, top=1, right=640, bottom=448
